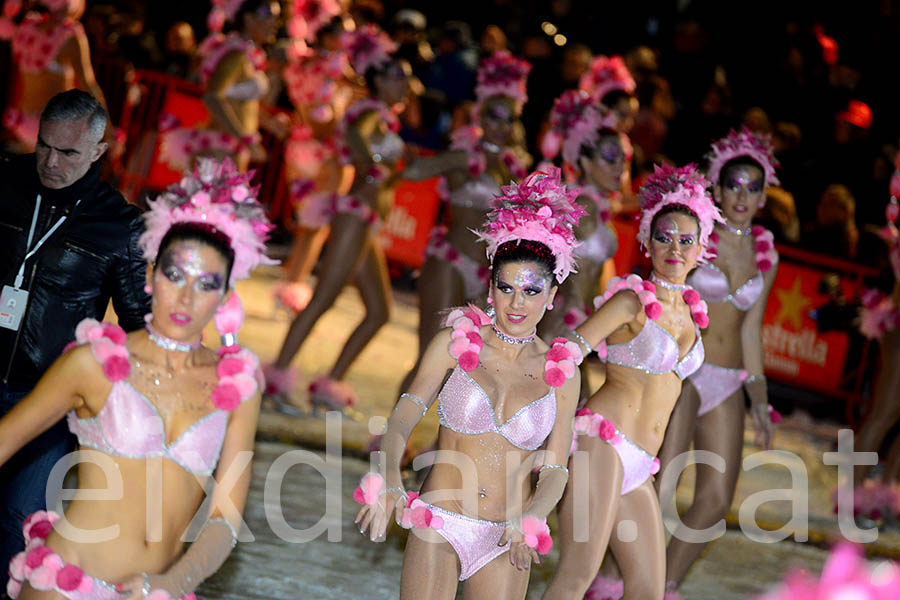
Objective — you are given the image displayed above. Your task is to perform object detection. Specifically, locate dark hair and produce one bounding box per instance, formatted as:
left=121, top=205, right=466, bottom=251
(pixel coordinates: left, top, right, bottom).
left=234, top=0, right=276, bottom=32
left=719, top=155, right=766, bottom=187
left=156, top=222, right=235, bottom=286
left=41, top=90, right=107, bottom=140
left=650, top=204, right=699, bottom=237
left=491, top=240, right=557, bottom=285
left=363, top=58, right=404, bottom=93
left=601, top=89, right=631, bottom=109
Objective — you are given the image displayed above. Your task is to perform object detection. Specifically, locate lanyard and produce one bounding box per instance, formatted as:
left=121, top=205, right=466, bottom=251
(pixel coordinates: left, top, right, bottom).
left=14, top=194, right=80, bottom=288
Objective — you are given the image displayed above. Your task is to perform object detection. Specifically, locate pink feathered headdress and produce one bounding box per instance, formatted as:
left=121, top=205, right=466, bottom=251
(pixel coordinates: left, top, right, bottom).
left=578, top=55, right=635, bottom=104
left=475, top=51, right=531, bottom=109
left=207, top=0, right=246, bottom=33
left=541, top=89, right=619, bottom=166
left=637, top=163, right=724, bottom=263
left=139, top=157, right=276, bottom=287
left=476, top=167, right=586, bottom=283
left=341, top=24, right=397, bottom=76
left=706, top=126, right=781, bottom=188
left=289, top=0, right=341, bottom=43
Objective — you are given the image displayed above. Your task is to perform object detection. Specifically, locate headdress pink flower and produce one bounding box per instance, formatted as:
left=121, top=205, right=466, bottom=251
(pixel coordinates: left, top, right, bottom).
left=476, top=167, right=586, bottom=283
left=289, top=0, right=341, bottom=43
left=541, top=89, right=619, bottom=166
left=578, top=55, right=635, bottom=104
left=475, top=50, right=531, bottom=109
left=706, top=126, right=780, bottom=188
left=637, top=163, right=724, bottom=263
left=207, top=0, right=246, bottom=33
left=139, top=157, right=276, bottom=287
left=341, top=23, right=397, bottom=76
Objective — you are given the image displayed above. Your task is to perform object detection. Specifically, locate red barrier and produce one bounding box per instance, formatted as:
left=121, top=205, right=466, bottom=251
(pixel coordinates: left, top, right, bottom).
left=377, top=176, right=442, bottom=269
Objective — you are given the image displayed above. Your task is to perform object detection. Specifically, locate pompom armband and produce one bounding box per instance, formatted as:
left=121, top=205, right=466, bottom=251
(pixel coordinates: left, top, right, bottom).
left=519, top=516, right=553, bottom=555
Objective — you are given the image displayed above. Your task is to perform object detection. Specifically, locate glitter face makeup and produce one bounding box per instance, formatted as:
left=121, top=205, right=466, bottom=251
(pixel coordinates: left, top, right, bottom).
left=491, top=262, right=555, bottom=336
left=159, top=245, right=226, bottom=293
left=650, top=212, right=702, bottom=281
left=513, top=267, right=547, bottom=292
left=719, top=164, right=765, bottom=226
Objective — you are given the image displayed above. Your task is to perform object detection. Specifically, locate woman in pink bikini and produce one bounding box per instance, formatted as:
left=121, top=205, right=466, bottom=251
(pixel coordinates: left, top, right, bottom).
left=542, top=163, right=722, bottom=600
left=655, top=128, right=780, bottom=596
left=355, top=168, right=584, bottom=599
left=264, top=24, right=411, bottom=414
left=0, top=0, right=105, bottom=152
left=159, top=0, right=282, bottom=173
left=0, top=158, right=270, bottom=600
left=398, top=49, right=531, bottom=393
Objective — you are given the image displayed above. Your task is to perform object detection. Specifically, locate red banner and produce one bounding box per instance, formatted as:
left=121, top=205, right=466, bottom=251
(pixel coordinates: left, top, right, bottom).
left=761, top=261, right=858, bottom=388
left=377, top=177, right=442, bottom=269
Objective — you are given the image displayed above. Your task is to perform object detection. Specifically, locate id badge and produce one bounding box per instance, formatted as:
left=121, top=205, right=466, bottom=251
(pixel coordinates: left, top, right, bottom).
left=0, top=285, right=29, bottom=331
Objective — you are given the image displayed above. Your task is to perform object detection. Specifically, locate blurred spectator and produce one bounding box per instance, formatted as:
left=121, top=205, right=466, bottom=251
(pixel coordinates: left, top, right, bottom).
left=480, top=25, right=507, bottom=56
left=771, top=120, right=804, bottom=198
left=627, top=45, right=673, bottom=165
left=390, top=9, right=434, bottom=80
left=161, top=21, right=197, bottom=79
left=758, top=187, right=801, bottom=244
left=742, top=106, right=772, bottom=135
left=805, top=183, right=859, bottom=260
left=418, top=21, right=478, bottom=106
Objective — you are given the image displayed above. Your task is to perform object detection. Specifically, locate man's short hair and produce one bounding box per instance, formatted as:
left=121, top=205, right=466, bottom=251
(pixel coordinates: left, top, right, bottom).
left=40, top=90, right=107, bottom=141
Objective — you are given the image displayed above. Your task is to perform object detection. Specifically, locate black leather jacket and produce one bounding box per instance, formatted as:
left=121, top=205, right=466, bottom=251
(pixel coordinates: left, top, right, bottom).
left=0, top=154, right=150, bottom=389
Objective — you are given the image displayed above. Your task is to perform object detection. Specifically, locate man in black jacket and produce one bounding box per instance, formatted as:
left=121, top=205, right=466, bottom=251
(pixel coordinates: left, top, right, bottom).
left=0, top=90, right=150, bottom=583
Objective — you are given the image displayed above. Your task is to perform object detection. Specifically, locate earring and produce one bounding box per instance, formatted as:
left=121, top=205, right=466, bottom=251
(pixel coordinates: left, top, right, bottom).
left=144, top=284, right=152, bottom=294
left=215, top=294, right=244, bottom=352
left=487, top=297, right=493, bottom=304
left=547, top=303, right=554, bottom=310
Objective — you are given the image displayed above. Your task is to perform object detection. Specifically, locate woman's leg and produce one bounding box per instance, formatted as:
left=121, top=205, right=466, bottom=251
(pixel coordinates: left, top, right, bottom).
left=399, top=258, right=465, bottom=393
left=400, top=527, right=460, bottom=600
left=664, top=390, right=744, bottom=585
left=542, top=437, right=624, bottom=600
left=462, top=547, right=531, bottom=600
left=283, top=226, right=330, bottom=282
left=854, top=330, right=900, bottom=485
left=328, top=239, right=392, bottom=380
left=608, top=481, right=667, bottom=600
left=274, top=214, right=369, bottom=370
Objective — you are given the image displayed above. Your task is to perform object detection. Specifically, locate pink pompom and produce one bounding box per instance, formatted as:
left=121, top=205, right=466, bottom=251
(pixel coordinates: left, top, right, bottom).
left=454, top=318, right=475, bottom=333
left=709, top=231, right=720, bottom=244
left=8, top=552, right=26, bottom=580
left=758, top=258, right=773, bottom=272
left=42, top=554, right=62, bottom=570
left=146, top=591, right=175, bottom=600
left=651, top=457, right=660, bottom=475
left=78, top=575, right=93, bottom=593
left=544, top=367, right=566, bottom=388
left=211, top=383, right=241, bottom=411
left=458, top=351, right=480, bottom=372
left=217, top=357, right=245, bottom=377
left=575, top=407, right=593, bottom=417
left=465, top=331, right=483, bottom=348
left=6, top=578, right=21, bottom=599
left=645, top=302, right=662, bottom=320
left=28, top=566, right=56, bottom=591
left=693, top=311, right=710, bottom=329
left=207, top=7, right=225, bottom=32
left=103, top=355, right=131, bottom=382
left=546, top=345, right=569, bottom=362
left=768, top=405, right=782, bottom=424
left=558, top=359, right=576, bottom=378
left=642, top=280, right=656, bottom=292
left=888, top=201, right=900, bottom=224
left=215, top=294, right=244, bottom=336
left=230, top=373, right=257, bottom=399
left=755, top=240, right=772, bottom=253
left=101, top=324, right=127, bottom=345
left=682, top=288, right=700, bottom=306
left=356, top=472, right=384, bottom=505
left=55, top=565, right=84, bottom=591
left=638, top=290, right=656, bottom=306
left=598, top=419, right=616, bottom=441
left=61, top=340, right=77, bottom=354
left=28, top=520, right=53, bottom=540
left=448, top=337, right=470, bottom=358
left=751, top=225, right=766, bottom=236
left=537, top=531, right=553, bottom=554
left=74, top=319, right=100, bottom=344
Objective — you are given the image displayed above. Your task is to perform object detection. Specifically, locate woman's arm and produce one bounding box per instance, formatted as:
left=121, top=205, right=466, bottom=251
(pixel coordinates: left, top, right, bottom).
left=741, top=258, right=779, bottom=449
left=0, top=346, right=90, bottom=467
left=137, top=376, right=262, bottom=598
left=356, top=328, right=456, bottom=540
left=203, top=51, right=253, bottom=141
left=575, top=289, right=643, bottom=350
left=401, top=150, right=467, bottom=181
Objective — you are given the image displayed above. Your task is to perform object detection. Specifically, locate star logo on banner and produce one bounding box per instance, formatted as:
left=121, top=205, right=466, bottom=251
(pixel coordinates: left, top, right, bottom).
left=773, top=278, right=813, bottom=330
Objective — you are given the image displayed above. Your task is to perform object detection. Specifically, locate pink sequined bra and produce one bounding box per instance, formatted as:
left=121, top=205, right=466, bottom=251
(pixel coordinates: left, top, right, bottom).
left=67, top=382, right=228, bottom=477
left=437, top=367, right=556, bottom=450
left=688, top=263, right=763, bottom=311
left=605, top=320, right=704, bottom=380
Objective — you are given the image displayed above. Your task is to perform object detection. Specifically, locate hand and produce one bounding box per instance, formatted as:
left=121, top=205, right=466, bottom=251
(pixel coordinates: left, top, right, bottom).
left=115, top=574, right=145, bottom=600
left=499, top=524, right=540, bottom=571
left=354, top=490, right=405, bottom=542
left=750, top=403, right=773, bottom=450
